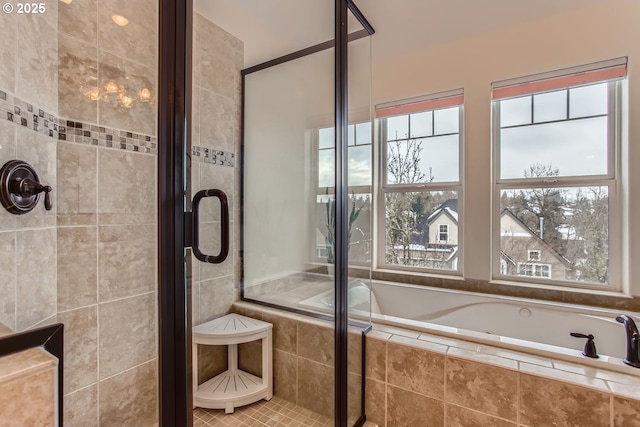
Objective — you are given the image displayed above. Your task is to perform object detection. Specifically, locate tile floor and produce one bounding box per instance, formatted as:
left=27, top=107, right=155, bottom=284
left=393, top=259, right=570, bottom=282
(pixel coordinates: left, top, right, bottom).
left=193, top=396, right=377, bottom=427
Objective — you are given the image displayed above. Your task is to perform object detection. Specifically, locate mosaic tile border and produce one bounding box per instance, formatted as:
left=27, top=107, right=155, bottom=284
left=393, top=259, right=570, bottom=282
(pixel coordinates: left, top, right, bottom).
left=192, top=145, right=235, bottom=167
left=0, top=89, right=157, bottom=155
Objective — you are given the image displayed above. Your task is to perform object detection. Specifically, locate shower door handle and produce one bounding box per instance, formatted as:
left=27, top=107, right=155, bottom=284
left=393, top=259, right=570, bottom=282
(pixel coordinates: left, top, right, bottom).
left=191, top=189, right=229, bottom=264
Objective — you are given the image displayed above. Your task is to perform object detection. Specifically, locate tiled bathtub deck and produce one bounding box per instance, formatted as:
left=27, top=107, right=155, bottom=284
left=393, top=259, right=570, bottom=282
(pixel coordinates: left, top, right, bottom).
left=194, top=396, right=377, bottom=427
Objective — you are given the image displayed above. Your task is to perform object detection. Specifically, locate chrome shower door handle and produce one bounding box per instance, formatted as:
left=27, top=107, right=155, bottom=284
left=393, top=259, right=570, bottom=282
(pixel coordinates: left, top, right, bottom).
left=191, top=189, right=229, bottom=264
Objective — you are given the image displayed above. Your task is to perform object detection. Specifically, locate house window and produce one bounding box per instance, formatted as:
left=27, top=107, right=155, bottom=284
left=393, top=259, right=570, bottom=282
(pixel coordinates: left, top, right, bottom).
left=438, top=224, right=449, bottom=242
left=376, top=90, right=463, bottom=273
left=493, top=59, right=626, bottom=288
left=528, top=250, right=541, bottom=261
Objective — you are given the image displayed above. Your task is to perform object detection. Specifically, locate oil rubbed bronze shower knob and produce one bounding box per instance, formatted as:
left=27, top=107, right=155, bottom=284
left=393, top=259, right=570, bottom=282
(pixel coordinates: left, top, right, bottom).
left=0, top=160, right=53, bottom=215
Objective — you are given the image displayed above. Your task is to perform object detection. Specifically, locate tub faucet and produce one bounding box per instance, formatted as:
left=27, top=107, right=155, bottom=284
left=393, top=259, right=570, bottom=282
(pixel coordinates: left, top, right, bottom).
left=616, top=315, right=640, bottom=368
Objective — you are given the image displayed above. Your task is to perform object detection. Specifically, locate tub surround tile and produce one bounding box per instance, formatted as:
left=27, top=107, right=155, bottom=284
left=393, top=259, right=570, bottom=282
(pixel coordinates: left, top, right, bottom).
left=446, top=356, right=518, bottom=421
left=519, top=362, right=609, bottom=392
left=297, top=358, right=334, bottom=419
left=387, top=336, right=445, bottom=399
left=0, top=121, right=16, bottom=230
left=273, top=349, right=297, bottom=403
left=365, top=333, right=388, bottom=382
left=238, top=340, right=262, bottom=377
left=447, top=347, right=519, bottom=370
left=519, top=373, right=610, bottom=427
left=373, top=324, right=421, bottom=339
left=198, top=89, right=236, bottom=153
left=57, top=226, right=97, bottom=310
left=98, top=292, right=156, bottom=379
left=297, top=320, right=334, bottom=366
left=0, top=367, right=55, bottom=427
left=614, top=396, right=640, bottom=427
left=446, top=404, right=516, bottom=427
left=386, top=385, right=444, bottom=427
left=553, top=359, right=640, bottom=386
left=0, top=232, right=16, bottom=329
left=348, top=330, right=364, bottom=374
left=64, top=384, right=98, bottom=427
left=0, top=13, right=15, bottom=92
left=260, top=311, right=298, bottom=354
left=98, top=360, right=158, bottom=427
left=606, top=381, right=640, bottom=400
left=390, top=334, right=448, bottom=354
left=98, top=148, right=156, bottom=225
left=56, top=143, right=98, bottom=225
left=98, top=224, right=156, bottom=302
left=16, top=228, right=56, bottom=331
left=57, top=306, right=98, bottom=392
left=365, top=378, right=386, bottom=427
left=58, top=34, right=98, bottom=124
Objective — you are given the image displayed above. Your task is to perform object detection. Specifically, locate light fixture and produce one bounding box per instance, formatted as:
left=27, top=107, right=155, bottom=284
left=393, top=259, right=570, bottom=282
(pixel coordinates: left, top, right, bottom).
left=111, top=14, right=129, bottom=27
left=60, top=0, right=73, bottom=4
left=104, top=81, right=119, bottom=94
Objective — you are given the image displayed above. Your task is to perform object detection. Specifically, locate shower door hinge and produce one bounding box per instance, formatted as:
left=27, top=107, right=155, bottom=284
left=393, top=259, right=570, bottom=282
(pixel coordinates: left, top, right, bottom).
left=184, top=211, right=193, bottom=248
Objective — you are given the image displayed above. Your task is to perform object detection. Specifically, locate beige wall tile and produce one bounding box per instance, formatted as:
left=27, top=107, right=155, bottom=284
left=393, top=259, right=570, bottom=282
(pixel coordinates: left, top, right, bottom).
left=297, top=358, right=333, bottom=419
left=98, top=149, right=155, bottom=225
left=99, top=360, right=157, bottom=427
left=16, top=228, right=56, bottom=331
left=15, top=128, right=56, bottom=229
left=349, top=330, right=363, bottom=375
left=614, top=396, right=640, bottom=427
left=238, top=340, right=262, bottom=377
left=298, top=320, right=334, bottom=366
left=387, top=339, right=445, bottom=399
left=56, top=142, right=97, bottom=225
left=0, top=121, right=16, bottom=231
left=366, top=335, right=387, bottom=382
left=97, top=0, right=157, bottom=67
left=192, top=87, right=200, bottom=146
left=446, top=357, right=517, bottom=421
left=199, top=89, right=236, bottom=153
left=0, top=368, right=55, bottom=427
left=348, top=372, right=363, bottom=421
left=58, top=306, right=97, bottom=392
left=519, top=373, right=610, bottom=427
left=190, top=280, right=200, bottom=326
left=58, top=34, right=98, bottom=124
left=98, top=224, right=156, bottom=302
left=197, top=344, right=227, bottom=384
left=386, top=384, right=444, bottom=427
left=194, top=14, right=243, bottom=101
left=57, top=226, right=97, bottom=311
left=97, top=51, right=156, bottom=136
left=64, top=384, right=98, bottom=427
left=198, top=276, right=235, bottom=323
left=99, top=293, right=156, bottom=379
left=274, top=348, right=297, bottom=403
left=446, top=404, right=516, bottom=427
left=58, top=0, right=97, bottom=44
left=261, top=311, right=297, bottom=354
left=0, top=13, right=15, bottom=92
left=0, top=231, right=16, bottom=329
left=365, top=378, right=385, bottom=427
left=198, top=163, right=234, bottom=220
left=15, top=14, right=58, bottom=114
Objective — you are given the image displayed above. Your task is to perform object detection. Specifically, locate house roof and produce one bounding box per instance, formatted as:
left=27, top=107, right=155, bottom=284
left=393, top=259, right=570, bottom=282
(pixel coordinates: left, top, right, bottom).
left=426, top=199, right=458, bottom=225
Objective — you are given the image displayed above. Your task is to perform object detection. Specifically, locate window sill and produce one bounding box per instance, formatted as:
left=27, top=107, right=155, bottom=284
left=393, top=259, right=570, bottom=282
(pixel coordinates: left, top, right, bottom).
left=488, top=279, right=631, bottom=299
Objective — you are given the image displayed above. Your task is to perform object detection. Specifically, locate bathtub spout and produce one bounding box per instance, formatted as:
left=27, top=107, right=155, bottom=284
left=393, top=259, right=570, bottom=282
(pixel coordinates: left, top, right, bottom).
left=616, top=315, right=640, bottom=368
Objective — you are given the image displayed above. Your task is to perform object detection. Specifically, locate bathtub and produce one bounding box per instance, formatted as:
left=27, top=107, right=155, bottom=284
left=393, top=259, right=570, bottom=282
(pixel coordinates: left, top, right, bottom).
left=298, top=279, right=640, bottom=374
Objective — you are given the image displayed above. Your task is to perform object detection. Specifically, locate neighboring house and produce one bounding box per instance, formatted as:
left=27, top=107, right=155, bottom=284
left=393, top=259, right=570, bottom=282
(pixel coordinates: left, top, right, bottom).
left=499, top=209, right=571, bottom=280
left=406, top=199, right=570, bottom=278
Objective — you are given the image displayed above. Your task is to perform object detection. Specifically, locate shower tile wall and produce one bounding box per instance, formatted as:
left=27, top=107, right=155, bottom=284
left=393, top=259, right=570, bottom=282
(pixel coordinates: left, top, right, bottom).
left=191, top=12, right=243, bottom=327
left=61, top=0, right=157, bottom=426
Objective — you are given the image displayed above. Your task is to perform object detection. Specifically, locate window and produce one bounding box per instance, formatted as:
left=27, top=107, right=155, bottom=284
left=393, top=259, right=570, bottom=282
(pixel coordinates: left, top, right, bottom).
left=376, top=90, right=463, bottom=272
left=528, top=250, right=541, bottom=261
left=493, top=58, right=626, bottom=288
left=316, top=122, right=373, bottom=264
left=439, top=224, right=449, bottom=242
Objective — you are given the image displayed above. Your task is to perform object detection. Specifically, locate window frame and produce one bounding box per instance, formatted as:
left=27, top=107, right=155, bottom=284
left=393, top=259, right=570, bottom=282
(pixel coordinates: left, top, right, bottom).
left=527, top=250, right=541, bottom=262
left=491, top=79, right=622, bottom=291
left=438, top=224, right=450, bottom=243
left=376, top=92, right=464, bottom=275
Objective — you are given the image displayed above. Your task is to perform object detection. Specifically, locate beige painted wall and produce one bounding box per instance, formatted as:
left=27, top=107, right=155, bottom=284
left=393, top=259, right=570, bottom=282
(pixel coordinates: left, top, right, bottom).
left=372, top=0, right=640, bottom=295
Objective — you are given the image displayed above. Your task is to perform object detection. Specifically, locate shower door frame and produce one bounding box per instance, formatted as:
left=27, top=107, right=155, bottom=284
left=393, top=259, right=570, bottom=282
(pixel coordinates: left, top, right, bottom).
left=157, top=1, right=373, bottom=426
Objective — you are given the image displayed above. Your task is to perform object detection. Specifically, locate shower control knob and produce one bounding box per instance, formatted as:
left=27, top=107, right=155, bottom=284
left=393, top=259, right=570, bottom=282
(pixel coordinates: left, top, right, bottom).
left=0, top=160, right=53, bottom=215
left=570, top=332, right=599, bottom=358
